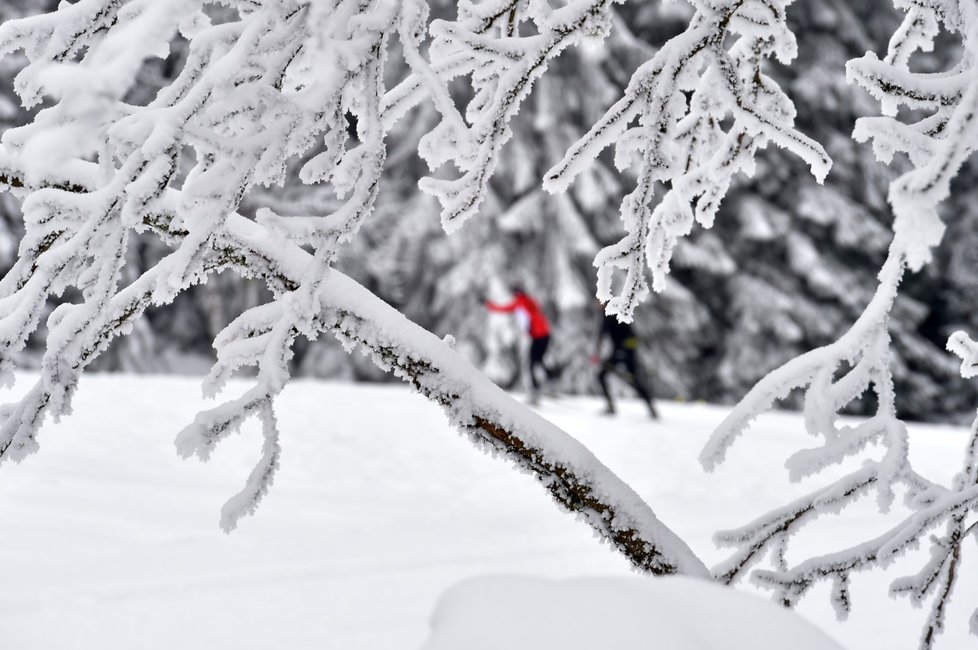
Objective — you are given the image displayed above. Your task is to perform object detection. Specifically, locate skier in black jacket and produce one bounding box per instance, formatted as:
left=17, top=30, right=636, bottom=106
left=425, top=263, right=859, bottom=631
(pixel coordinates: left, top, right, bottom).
left=592, top=309, right=659, bottom=419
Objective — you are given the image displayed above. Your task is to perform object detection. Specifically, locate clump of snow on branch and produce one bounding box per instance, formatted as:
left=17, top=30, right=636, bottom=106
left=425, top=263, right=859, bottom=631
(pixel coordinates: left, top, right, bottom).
left=700, top=2, right=978, bottom=648
left=543, top=0, right=831, bottom=321
left=948, top=331, right=978, bottom=379
left=421, top=575, right=845, bottom=650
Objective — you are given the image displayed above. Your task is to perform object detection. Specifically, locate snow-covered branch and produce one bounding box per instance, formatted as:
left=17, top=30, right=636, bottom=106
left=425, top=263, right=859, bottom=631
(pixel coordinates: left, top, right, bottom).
left=544, top=0, right=830, bottom=321
left=401, top=0, right=627, bottom=233
left=700, top=2, right=978, bottom=647
left=0, top=163, right=709, bottom=574
left=848, top=0, right=978, bottom=271
left=0, top=0, right=710, bottom=575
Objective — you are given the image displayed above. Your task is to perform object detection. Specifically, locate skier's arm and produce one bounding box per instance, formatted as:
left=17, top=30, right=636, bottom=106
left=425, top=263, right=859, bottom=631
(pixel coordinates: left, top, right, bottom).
left=485, top=299, right=518, bottom=313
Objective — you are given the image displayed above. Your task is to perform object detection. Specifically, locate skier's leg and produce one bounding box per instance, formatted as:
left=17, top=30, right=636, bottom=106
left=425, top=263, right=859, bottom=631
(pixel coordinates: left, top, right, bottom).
left=537, top=335, right=560, bottom=380
left=527, top=337, right=546, bottom=401
left=598, top=362, right=615, bottom=414
left=534, top=335, right=556, bottom=380
left=623, top=353, right=658, bottom=419
left=534, top=336, right=555, bottom=385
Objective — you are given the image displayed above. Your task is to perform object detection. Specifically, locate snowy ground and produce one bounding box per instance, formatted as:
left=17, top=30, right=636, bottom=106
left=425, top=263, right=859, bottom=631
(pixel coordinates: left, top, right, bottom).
left=1, top=374, right=974, bottom=650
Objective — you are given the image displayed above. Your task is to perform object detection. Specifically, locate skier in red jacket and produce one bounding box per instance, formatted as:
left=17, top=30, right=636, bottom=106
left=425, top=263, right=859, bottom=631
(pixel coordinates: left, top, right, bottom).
left=485, top=285, right=558, bottom=403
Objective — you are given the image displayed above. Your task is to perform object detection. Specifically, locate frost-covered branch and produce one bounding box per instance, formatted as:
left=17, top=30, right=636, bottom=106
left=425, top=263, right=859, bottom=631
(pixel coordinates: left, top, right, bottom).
left=0, top=0, right=709, bottom=575
left=700, top=2, right=978, bottom=647
left=396, top=0, right=628, bottom=233
left=544, top=0, right=830, bottom=321
left=848, top=0, right=978, bottom=271
left=0, top=163, right=709, bottom=574
left=711, top=467, right=880, bottom=586
left=226, top=208, right=709, bottom=575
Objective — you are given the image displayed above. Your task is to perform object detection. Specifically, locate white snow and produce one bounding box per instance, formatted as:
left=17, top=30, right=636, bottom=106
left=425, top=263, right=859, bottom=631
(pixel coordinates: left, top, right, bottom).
left=421, top=575, right=843, bottom=650
left=0, top=373, right=975, bottom=650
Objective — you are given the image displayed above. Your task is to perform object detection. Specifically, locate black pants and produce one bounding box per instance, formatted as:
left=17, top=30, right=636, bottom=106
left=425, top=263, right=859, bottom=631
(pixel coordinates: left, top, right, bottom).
left=528, top=335, right=556, bottom=390
left=599, top=348, right=655, bottom=412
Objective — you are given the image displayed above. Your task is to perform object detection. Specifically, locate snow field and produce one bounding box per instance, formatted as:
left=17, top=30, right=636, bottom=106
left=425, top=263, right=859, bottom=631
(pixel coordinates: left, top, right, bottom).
left=0, top=373, right=974, bottom=650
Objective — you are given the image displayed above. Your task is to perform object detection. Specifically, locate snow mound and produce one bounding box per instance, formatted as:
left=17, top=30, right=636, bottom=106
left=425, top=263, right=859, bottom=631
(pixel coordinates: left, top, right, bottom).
left=421, top=575, right=845, bottom=650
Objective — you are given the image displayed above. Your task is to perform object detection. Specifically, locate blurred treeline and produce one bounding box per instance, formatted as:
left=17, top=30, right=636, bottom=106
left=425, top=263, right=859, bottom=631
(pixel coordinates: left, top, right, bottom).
left=1, top=0, right=976, bottom=421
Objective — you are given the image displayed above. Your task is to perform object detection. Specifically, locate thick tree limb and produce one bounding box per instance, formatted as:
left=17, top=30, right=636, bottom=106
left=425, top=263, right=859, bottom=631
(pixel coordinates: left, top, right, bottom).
left=0, top=170, right=709, bottom=578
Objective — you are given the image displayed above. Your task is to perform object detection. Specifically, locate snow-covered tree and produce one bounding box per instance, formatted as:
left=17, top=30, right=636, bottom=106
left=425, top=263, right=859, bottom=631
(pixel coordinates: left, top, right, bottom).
left=0, top=1, right=976, bottom=648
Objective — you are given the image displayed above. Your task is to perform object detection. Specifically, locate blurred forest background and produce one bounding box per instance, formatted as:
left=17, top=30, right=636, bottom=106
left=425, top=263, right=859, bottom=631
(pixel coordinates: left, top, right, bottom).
left=1, top=0, right=976, bottom=422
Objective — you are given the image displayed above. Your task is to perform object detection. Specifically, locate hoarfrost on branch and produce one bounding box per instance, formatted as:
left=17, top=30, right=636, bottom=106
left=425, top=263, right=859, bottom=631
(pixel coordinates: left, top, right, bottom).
left=0, top=0, right=711, bottom=576
left=699, top=2, right=978, bottom=648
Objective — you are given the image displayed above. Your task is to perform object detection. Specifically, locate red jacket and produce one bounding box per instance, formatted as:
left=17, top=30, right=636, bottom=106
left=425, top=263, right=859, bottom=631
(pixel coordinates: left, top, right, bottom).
left=486, top=293, right=551, bottom=339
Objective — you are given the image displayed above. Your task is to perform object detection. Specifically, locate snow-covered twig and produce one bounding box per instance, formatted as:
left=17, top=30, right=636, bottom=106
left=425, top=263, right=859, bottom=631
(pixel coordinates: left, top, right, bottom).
left=412, top=0, right=627, bottom=233
left=544, top=0, right=830, bottom=321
